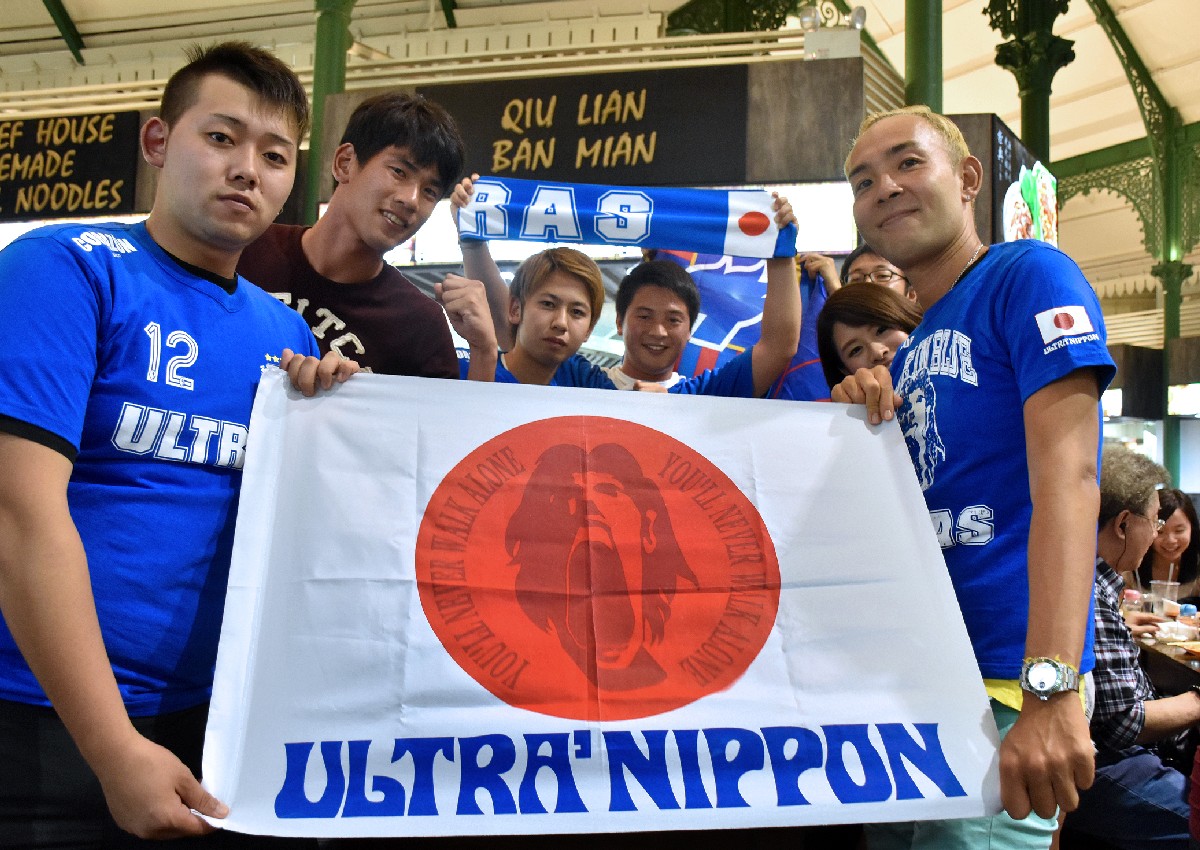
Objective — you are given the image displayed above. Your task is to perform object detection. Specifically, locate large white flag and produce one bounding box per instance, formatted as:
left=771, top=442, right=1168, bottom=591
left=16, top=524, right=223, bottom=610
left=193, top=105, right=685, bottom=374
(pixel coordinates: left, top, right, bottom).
left=202, top=372, right=1000, bottom=838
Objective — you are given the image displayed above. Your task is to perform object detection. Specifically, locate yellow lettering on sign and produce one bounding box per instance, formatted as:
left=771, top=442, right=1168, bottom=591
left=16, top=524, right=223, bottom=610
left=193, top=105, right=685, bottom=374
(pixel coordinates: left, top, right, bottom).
left=500, top=97, right=557, bottom=135
left=0, top=121, right=24, bottom=150
left=576, top=90, right=647, bottom=126
left=575, top=132, right=657, bottom=169
left=492, top=138, right=555, bottom=173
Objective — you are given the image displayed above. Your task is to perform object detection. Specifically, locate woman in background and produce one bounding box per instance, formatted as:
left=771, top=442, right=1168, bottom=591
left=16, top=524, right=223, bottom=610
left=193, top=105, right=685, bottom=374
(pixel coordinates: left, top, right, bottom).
left=816, top=282, right=923, bottom=390
left=1135, top=488, right=1200, bottom=603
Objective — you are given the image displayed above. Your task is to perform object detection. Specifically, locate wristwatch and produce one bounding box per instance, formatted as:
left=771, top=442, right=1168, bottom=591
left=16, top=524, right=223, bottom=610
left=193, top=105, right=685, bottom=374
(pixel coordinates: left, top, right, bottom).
left=1019, top=657, right=1080, bottom=700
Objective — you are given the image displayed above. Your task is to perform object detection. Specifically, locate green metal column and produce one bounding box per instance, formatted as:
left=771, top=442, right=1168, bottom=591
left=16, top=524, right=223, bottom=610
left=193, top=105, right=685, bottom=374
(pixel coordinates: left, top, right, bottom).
left=1153, top=114, right=1192, bottom=482
left=986, top=1, right=1074, bottom=162
left=302, top=0, right=356, bottom=225
left=1155, top=259, right=1190, bottom=480
left=1085, top=0, right=1198, bottom=480
left=904, top=0, right=941, bottom=111
left=42, top=0, right=85, bottom=64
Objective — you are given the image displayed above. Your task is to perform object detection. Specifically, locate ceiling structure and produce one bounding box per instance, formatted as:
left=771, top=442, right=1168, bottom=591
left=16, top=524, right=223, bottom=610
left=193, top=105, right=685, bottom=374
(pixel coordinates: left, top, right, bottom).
left=0, top=0, right=1196, bottom=328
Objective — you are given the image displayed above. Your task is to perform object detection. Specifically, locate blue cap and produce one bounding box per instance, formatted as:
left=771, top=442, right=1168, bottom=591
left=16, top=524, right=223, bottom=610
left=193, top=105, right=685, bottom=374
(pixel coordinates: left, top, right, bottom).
left=1181, top=603, right=1197, bottom=617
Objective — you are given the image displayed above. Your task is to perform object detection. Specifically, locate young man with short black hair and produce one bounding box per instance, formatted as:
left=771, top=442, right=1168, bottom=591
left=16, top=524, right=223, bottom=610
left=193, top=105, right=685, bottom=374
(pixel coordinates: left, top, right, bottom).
left=0, top=42, right=353, bottom=843
left=240, top=91, right=498, bottom=381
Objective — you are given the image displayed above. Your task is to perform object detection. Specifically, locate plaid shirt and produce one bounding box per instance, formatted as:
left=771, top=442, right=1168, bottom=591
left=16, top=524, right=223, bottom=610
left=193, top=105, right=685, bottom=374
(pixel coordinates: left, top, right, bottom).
left=1091, top=557, right=1157, bottom=759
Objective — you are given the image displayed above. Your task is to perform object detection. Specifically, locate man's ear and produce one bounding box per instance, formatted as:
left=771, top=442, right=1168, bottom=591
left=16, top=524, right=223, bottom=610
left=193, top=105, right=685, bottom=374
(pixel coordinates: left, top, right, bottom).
left=959, top=154, right=984, bottom=203
left=140, top=117, right=168, bottom=168
left=615, top=313, right=625, bottom=336
left=331, top=142, right=358, bottom=185
left=507, top=296, right=523, bottom=329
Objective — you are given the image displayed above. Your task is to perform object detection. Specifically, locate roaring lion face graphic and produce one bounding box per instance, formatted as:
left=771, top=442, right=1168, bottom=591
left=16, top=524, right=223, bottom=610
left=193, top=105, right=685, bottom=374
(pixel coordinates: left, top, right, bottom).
left=504, top=443, right=697, bottom=690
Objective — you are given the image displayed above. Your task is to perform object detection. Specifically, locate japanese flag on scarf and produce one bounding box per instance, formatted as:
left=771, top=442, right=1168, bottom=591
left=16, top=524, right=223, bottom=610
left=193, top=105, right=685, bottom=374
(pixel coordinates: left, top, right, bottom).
left=724, top=190, right=782, bottom=259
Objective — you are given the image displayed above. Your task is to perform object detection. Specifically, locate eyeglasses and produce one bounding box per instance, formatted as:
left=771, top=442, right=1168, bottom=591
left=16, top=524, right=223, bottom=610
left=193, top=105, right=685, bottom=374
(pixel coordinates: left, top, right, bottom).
left=1131, top=513, right=1166, bottom=533
left=847, top=269, right=906, bottom=285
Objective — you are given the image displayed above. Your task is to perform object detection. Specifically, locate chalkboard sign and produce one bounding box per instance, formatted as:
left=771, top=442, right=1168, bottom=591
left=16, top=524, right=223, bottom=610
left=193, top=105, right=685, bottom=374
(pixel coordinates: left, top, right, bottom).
left=419, top=65, right=748, bottom=186
left=0, top=111, right=140, bottom=221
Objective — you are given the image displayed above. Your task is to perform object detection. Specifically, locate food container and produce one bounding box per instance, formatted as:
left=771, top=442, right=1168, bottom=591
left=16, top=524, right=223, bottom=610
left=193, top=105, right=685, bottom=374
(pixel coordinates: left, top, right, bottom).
left=1157, top=620, right=1200, bottom=642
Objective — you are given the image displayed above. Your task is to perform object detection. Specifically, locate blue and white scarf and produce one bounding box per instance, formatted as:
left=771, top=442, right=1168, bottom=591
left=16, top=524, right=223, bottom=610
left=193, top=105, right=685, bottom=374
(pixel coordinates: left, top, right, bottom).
left=457, top=176, right=797, bottom=260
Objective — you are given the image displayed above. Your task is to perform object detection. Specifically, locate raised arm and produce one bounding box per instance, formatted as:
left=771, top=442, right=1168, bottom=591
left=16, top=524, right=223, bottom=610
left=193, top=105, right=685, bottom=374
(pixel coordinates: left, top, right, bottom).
left=436, top=273, right=499, bottom=381
left=452, top=173, right=515, bottom=352
left=0, top=433, right=225, bottom=838
left=999, top=368, right=1101, bottom=820
left=750, top=194, right=802, bottom=397
left=799, top=252, right=842, bottom=293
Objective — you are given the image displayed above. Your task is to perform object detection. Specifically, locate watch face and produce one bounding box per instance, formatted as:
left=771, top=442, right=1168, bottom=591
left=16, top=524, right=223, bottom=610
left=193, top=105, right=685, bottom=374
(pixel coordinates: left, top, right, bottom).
left=1027, top=662, right=1059, bottom=691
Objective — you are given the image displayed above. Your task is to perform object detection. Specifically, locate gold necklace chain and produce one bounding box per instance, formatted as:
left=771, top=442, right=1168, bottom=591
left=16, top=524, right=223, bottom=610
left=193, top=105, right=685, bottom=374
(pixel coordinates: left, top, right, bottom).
left=950, top=243, right=985, bottom=290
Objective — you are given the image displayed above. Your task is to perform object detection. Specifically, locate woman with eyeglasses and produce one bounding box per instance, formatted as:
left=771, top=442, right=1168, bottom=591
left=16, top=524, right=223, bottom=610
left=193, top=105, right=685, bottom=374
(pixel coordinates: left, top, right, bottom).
left=816, top=281, right=923, bottom=389
left=1132, top=487, right=1200, bottom=603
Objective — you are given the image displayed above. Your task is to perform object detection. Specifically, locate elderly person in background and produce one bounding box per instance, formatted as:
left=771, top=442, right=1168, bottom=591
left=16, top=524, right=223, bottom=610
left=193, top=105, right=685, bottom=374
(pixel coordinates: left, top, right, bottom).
left=1064, top=447, right=1192, bottom=849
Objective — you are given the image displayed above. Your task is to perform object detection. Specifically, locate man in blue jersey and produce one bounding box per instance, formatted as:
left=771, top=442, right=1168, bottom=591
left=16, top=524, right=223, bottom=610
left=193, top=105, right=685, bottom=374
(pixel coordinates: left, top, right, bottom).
left=0, top=43, right=354, bottom=844
left=468, top=244, right=614, bottom=387
left=834, top=106, right=1114, bottom=848
left=604, top=257, right=800, bottom=397
left=451, top=174, right=800, bottom=396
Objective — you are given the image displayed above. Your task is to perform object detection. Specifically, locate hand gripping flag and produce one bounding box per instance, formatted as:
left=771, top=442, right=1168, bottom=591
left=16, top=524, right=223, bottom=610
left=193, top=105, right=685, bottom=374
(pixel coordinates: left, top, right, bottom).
left=458, top=176, right=798, bottom=260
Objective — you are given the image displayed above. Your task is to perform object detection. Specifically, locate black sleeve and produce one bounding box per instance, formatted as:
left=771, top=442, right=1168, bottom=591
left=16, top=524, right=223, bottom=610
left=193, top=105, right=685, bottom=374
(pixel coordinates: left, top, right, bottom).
left=0, top=414, right=77, bottom=463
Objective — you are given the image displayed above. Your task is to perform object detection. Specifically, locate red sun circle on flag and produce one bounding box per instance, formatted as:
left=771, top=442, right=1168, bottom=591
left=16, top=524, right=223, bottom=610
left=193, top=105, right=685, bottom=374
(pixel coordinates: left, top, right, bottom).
left=414, top=416, right=780, bottom=722
left=1053, top=312, right=1075, bottom=330
left=738, top=210, right=771, bottom=237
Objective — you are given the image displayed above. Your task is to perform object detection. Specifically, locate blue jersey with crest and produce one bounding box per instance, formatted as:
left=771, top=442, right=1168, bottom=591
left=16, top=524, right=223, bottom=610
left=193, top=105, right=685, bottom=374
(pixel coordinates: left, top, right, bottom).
left=0, top=221, right=317, bottom=715
left=890, top=240, right=1115, bottom=680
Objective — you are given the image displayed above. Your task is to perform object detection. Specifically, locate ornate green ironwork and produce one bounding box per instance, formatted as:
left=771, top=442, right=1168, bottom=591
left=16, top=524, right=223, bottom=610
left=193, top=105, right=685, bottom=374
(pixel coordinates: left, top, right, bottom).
left=1059, top=5, right=1200, bottom=261
left=1077, top=0, right=1195, bottom=481
left=992, top=31, right=1075, bottom=97
left=812, top=1, right=844, bottom=28
left=985, top=0, right=1071, bottom=37
left=1058, top=157, right=1161, bottom=257
left=1085, top=0, right=1173, bottom=163
left=666, top=0, right=794, bottom=34
left=985, top=0, right=1074, bottom=161
left=665, top=0, right=899, bottom=80
left=1182, top=140, right=1200, bottom=258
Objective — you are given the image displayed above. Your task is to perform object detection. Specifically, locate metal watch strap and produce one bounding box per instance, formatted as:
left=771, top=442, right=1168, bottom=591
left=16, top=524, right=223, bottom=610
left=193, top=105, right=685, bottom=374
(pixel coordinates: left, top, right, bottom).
left=1021, top=657, right=1080, bottom=699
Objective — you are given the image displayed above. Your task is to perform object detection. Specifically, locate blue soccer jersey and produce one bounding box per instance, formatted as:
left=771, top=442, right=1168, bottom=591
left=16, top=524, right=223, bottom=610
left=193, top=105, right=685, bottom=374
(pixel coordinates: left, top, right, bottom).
left=669, top=349, right=756, bottom=397
left=458, top=347, right=755, bottom=397
left=457, top=350, right=619, bottom=388
left=890, top=240, right=1115, bottom=680
left=0, top=221, right=318, bottom=716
